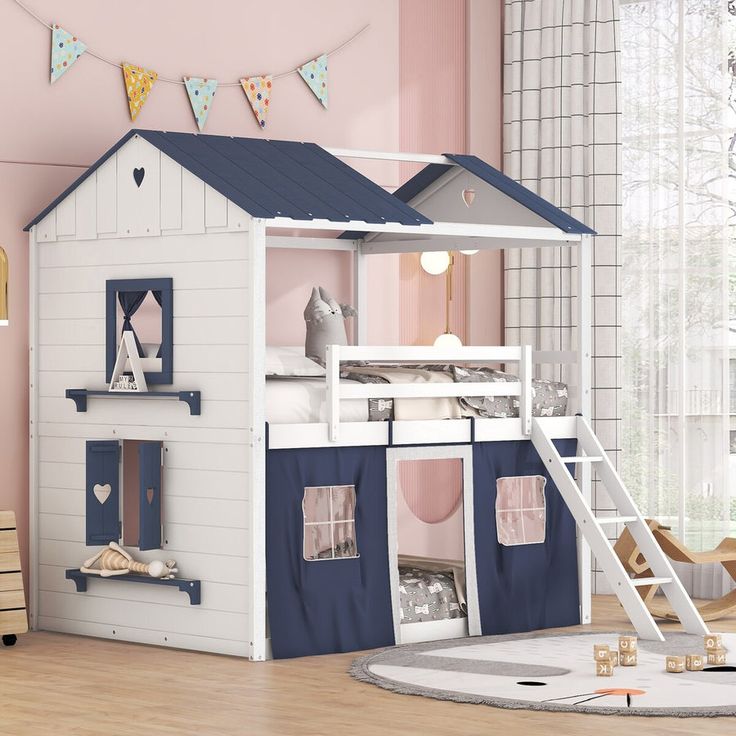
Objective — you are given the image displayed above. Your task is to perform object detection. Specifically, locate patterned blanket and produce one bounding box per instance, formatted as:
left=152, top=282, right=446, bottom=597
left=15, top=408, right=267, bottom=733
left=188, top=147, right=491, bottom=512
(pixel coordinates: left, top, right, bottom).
left=399, top=567, right=465, bottom=624
left=341, top=364, right=568, bottom=421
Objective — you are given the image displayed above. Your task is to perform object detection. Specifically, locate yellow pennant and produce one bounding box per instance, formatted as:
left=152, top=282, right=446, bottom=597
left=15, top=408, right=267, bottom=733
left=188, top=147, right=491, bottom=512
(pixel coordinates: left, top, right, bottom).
left=122, top=63, right=158, bottom=121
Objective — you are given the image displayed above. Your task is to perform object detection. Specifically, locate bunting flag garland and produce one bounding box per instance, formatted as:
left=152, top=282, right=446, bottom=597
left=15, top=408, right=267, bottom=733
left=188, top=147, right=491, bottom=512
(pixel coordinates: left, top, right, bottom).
left=297, top=53, right=328, bottom=108
left=240, top=76, right=272, bottom=128
left=122, top=63, right=158, bottom=121
left=16, top=0, right=368, bottom=127
left=50, top=24, right=86, bottom=83
left=184, top=77, right=218, bottom=131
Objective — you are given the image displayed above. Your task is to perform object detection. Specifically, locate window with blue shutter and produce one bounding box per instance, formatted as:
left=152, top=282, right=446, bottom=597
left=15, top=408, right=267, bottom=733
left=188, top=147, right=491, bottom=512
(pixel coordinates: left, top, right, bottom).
left=85, top=440, right=121, bottom=546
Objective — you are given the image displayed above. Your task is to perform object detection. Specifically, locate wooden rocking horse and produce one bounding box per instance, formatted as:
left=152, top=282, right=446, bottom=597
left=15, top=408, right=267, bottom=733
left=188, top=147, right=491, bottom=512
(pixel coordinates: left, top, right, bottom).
left=615, top=519, right=736, bottom=622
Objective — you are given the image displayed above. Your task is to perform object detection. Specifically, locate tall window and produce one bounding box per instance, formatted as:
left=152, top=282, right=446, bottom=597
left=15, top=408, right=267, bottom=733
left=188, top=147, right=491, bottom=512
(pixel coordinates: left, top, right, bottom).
left=0, top=246, right=7, bottom=326
left=621, top=1, right=736, bottom=553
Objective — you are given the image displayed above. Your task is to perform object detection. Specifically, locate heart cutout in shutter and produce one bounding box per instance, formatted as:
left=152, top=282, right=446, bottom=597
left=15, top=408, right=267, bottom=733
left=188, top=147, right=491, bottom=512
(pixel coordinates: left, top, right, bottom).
left=133, top=167, right=145, bottom=187
left=146, top=488, right=155, bottom=505
left=93, top=483, right=112, bottom=505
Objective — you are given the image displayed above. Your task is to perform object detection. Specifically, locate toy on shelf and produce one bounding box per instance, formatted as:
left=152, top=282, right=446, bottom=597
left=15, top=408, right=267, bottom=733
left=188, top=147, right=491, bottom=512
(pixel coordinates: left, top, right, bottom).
left=0, top=511, right=28, bottom=647
left=81, top=542, right=177, bottom=578
left=108, top=330, right=148, bottom=393
left=615, top=519, right=736, bottom=622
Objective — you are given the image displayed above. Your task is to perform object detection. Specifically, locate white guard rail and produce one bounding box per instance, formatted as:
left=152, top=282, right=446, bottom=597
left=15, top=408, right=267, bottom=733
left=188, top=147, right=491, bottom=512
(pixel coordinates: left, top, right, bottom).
left=325, top=344, right=540, bottom=443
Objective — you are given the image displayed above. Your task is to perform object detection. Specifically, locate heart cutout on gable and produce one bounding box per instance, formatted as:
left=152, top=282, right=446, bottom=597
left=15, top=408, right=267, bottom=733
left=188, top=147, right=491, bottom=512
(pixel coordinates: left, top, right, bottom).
left=133, top=167, right=145, bottom=188
left=93, top=483, right=112, bottom=505
left=146, top=487, right=155, bottom=505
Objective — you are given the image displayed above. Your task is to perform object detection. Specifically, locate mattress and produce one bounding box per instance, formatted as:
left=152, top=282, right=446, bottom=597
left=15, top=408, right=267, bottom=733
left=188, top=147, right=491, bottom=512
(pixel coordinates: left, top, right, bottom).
left=265, top=377, right=369, bottom=424
left=398, top=567, right=466, bottom=624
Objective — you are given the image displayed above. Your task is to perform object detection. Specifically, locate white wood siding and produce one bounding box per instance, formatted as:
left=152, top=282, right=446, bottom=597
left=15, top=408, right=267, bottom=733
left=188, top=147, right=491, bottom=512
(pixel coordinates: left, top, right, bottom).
left=34, top=135, right=248, bottom=243
left=34, top=230, right=253, bottom=657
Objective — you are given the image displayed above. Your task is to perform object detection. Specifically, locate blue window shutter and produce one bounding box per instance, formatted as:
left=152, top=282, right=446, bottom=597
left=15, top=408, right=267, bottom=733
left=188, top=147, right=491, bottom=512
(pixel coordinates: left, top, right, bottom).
left=85, top=440, right=120, bottom=546
left=138, top=442, right=162, bottom=551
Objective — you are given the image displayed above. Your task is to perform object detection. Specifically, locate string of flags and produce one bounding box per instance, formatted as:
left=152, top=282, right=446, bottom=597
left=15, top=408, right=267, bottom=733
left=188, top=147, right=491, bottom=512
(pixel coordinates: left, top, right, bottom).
left=33, top=0, right=367, bottom=130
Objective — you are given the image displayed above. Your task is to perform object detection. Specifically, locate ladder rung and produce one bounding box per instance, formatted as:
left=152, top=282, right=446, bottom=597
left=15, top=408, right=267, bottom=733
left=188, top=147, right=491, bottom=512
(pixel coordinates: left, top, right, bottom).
left=560, top=455, right=602, bottom=463
left=596, top=516, right=638, bottom=525
left=631, top=577, right=672, bottom=587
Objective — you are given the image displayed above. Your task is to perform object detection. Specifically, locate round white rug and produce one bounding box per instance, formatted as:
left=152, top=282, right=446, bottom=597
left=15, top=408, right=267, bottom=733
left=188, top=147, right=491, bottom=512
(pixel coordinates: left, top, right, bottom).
left=351, top=630, right=736, bottom=716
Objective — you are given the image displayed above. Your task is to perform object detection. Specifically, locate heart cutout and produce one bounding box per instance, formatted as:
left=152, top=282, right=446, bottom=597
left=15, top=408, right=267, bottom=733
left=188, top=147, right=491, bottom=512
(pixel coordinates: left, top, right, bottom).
left=146, top=487, right=155, bottom=505
left=133, top=167, right=145, bottom=188
left=93, top=483, right=111, bottom=505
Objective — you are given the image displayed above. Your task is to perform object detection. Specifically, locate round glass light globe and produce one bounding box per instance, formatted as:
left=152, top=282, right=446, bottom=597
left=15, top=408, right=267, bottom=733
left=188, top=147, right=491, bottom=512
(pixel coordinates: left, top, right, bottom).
left=433, top=332, right=463, bottom=349
left=420, top=250, right=451, bottom=275
left=459, top=249, right=479, bottom=256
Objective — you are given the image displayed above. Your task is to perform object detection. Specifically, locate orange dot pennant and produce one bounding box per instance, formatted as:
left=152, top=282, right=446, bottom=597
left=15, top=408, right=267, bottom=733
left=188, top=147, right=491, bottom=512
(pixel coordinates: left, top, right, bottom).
left=297, top=53, right=328, bottom=109
left=240, top=76, right=273, bottom=129
left=122, top=63, right=158, bottom=121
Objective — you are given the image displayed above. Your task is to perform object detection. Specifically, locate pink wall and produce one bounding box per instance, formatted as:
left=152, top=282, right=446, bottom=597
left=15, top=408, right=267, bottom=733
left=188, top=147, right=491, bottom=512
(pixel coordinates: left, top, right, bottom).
left=0, top=0, right=503, bottom=594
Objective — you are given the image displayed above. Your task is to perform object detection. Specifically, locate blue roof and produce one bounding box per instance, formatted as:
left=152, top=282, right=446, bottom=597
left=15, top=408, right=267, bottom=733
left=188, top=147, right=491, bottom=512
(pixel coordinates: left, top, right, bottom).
left=342, top=153, right=595, bottom=239
left=24, top=130, right=433, bottom=231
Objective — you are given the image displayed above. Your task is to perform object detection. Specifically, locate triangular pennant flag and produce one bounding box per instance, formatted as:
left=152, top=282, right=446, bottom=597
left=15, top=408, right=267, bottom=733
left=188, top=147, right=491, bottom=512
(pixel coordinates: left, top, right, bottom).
left=50, top=24, right=87, bottom=83
left=122, top=63, right=158, bottom=121
left=297, top=53, right=328, bottom=109
left=240, top=76, right=272, bottom=128
left=184, top=77, right=218, bottom=131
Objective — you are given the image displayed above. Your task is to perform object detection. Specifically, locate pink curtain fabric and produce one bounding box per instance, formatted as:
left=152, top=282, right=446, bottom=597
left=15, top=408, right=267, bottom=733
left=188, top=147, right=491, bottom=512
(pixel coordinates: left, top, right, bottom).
left=496, top=475, right=546, bottom=546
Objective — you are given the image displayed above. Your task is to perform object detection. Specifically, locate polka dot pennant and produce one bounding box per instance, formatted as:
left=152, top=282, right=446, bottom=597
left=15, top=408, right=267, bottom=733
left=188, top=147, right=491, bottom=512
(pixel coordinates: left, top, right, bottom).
left=50, top=24, right=87, bottom=84
left=184, top=77, right=218, bottom=131
left=122, top=63, right=158, bottom=121
left=240, top=76, right=272, bottom=129
left=297, top=53, right=328, bottom=109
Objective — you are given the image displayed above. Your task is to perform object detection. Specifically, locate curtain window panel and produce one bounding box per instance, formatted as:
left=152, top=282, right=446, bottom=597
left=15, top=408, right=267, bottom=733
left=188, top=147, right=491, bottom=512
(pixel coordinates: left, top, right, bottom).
left=503, top=0, right=623, bottom=594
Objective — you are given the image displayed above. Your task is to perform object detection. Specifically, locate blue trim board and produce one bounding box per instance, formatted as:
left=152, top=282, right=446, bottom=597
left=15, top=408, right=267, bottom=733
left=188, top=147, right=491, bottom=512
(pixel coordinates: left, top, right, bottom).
left=66, top=569, right=201, bottom=605
left=24, top=130, right=433, bottom=230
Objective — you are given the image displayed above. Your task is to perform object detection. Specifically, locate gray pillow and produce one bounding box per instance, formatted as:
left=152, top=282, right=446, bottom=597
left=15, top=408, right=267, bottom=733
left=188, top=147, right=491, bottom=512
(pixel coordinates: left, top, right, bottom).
left=304, top=286, right=356, bottom=366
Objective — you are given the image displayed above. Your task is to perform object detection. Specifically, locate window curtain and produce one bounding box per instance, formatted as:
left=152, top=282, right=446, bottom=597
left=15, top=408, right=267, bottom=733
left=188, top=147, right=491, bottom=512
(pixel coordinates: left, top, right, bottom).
left=117, top=290, right=147, bottom=356
left=620, top=0, right=735, bottom=598
left=503, top=0, right=623, bottom=593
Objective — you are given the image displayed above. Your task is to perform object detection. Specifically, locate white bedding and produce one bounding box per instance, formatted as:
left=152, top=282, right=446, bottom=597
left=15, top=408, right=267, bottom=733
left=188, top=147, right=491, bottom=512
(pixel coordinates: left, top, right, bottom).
left=265, top=377, right=369, bottom=424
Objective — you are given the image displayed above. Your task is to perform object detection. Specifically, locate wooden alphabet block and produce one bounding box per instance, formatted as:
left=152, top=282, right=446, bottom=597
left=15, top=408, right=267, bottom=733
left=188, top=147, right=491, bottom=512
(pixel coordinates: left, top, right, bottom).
left=620, top=651, right=638, bottom=667
left=593, top=644, right=611, bottom=661
left=610, top=650, right=619, bottom=667
left=596, top=660, right=614, bottom=677
left=618, top=635, right=637, bottom=652
left=707, top=649, right=727, bottom=665
left=704, top=634, right=722, bottom=651
left=665, top=655, right=685, bottom=673
left=685, top=654, right=704, bottom=671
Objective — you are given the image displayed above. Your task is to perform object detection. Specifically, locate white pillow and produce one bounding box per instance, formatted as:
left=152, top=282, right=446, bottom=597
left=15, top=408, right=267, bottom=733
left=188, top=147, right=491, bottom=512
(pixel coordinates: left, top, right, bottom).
left=266, top=346, right=326, bottom=377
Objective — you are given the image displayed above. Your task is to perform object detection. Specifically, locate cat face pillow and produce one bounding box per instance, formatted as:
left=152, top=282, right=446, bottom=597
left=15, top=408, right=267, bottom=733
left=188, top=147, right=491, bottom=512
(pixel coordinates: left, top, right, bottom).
left=304, top=286, right=356, bottom=365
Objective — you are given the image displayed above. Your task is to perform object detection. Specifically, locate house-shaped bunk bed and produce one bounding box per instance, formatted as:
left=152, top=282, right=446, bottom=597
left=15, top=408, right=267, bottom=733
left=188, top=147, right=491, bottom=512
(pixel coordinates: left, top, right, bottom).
left=25, top=130, right=708, bottom=661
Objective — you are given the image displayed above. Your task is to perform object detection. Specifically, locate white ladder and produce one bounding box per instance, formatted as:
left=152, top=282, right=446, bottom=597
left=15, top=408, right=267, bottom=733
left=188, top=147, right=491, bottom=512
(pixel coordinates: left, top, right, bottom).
left=531, top=415, right=709, bottom=641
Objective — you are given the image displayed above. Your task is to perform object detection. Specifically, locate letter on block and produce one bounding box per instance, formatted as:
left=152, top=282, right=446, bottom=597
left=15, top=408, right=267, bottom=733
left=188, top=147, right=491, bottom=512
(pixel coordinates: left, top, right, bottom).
left=593, top=644, right=610, bottom=661
left=610, top=650, right=619, bottom=667
left=596, top=660, right=614, bottom=677
left=620, top=651, right=638, bottom=667
left=707, top=649, right=727, bottom=665
left=619, top=635, right=637, bottom=652
left=685, top=654, right=704, bottom=671
left=666, top=655, right=685, bottom=673
left=704, top=634, right=722, bottom=651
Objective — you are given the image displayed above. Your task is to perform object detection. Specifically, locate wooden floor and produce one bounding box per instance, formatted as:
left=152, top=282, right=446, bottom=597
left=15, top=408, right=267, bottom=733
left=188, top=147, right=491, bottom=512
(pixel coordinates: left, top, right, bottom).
left=1, top=596, right=735, bottom=735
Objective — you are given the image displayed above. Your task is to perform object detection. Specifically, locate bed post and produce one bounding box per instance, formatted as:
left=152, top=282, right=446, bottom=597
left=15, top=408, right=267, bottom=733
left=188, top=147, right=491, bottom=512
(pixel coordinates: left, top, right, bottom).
left=353, top=243, right=367, bottom=345
left=28, top=225, right=39, bottom=631
left=248, top=217, right=267, bottom=660
left=577, top=234, right=593, bottom=625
